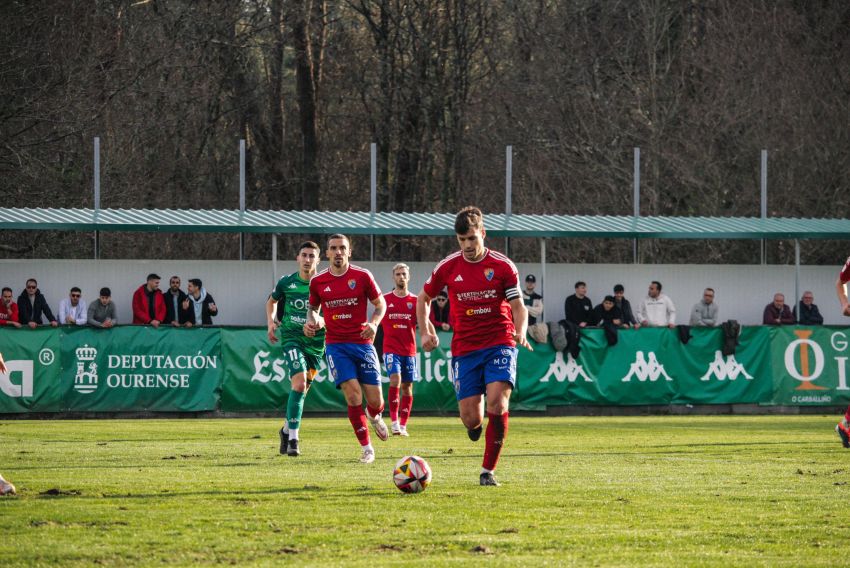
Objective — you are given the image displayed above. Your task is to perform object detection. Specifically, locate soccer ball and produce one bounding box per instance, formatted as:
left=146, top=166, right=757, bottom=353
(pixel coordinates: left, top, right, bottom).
left=393, top=455, right=432, bottom=494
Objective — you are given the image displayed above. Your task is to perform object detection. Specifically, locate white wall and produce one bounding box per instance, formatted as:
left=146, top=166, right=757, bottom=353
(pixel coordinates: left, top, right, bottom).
left=0, top=259, right=843, bottom=326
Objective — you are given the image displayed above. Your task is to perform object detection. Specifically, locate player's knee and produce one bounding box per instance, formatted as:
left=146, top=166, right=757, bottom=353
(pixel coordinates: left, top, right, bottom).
left=401, top=383, right=413, bottom=396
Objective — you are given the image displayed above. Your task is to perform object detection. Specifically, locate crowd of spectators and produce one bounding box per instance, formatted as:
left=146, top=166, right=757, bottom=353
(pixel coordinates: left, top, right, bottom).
left=0, top=272, right=830, bottom=334
left=0, top=274, right=217, bottom=330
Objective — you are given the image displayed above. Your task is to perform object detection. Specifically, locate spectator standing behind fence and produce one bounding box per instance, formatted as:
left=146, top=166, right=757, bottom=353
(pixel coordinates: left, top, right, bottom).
left=17, top=278, right=57, bottom=328
left=613, top=284, right=638, bottom=328
left=762, top=293, right=795, bottom=325
left=522, top=275, right=543, bottom=326
left=163, top=276, right=190, bottom=327
left=132, top=273, right=166, bottom=327
left=0, top=288, right=21, bottom=328
left=592, top=296, right=623, bottom=327
left=689, top=288, right=719, bottom=326
left=88, top=287, right=117, bottom=328
left=183, top=278, right=218, bottom=326
left=637, top=281, right=676, bottom=328
left=58, top=287, right=87, bottom=326
left=430, top=290, right=452, bottom=332
left=793, top=291, right=823, bottom=325
left=564, top=281, right=594, bottom=328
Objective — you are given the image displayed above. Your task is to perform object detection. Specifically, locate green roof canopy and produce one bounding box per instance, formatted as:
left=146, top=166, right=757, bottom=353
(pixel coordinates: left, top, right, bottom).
left=0, top=207, right=848, bottom=239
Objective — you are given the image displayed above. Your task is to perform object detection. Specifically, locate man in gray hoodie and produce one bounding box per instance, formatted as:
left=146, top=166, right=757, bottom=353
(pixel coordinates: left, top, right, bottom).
left=637, top=281, right=676, bottom=328
left=689, top=288, right=719, bottom=326
left=184, top=278, right=218, bottom=326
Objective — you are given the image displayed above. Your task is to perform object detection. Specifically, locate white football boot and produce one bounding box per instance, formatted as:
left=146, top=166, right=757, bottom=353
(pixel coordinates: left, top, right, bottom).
left=359, top=447, right=375, bottom=464
left=0, top=474, right=16, bottom=496
left=369, top=414, right=389, bottom=441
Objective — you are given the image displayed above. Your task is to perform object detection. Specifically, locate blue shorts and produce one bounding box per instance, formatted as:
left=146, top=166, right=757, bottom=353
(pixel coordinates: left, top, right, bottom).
left=451, top=346, right=517, bottom=401
left=325, top=343, right=381, bottom=388
left=383, top=353, right=419, bottom=383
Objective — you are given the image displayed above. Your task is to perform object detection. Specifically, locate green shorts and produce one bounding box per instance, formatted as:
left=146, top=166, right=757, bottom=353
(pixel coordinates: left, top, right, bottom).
left=281, top=342, right=322, bottom=381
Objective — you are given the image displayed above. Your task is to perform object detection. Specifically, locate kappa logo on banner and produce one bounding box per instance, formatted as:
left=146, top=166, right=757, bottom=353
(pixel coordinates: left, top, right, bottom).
left=539, top=352, right=593, bottom=383
left=700, top=351, right=753, bottom=381
left=621, top=351, right=673, bottom=382
left=74, top=344, right=99, bottom=394
left=0, top=360, right=34, bottom=398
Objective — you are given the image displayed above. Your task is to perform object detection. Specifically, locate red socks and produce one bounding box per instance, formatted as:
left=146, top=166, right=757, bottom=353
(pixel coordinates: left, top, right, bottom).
left=366, top=402, right=384, bottom=419
left=347, top=405, right=370, bottom=446
left=400, top=395, right=413, bottom=427
left=388, top=386, right=400, bottom=422
left=844, top=405, right=850, bottom=423
left=482, top=412, right=509, bottom=471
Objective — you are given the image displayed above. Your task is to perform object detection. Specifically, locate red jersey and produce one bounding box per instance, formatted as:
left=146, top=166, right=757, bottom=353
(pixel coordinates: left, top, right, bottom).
left=840, top=256, right=850, bottom=284
left=423, top=249, right=520, bottom=357
left=381, top=291, right=417, bottom=356
left=309, top=264, right=381, bottom=344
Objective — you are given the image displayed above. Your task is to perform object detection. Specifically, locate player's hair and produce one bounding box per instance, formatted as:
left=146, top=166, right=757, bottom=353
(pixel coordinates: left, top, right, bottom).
left=392, top=263, right=410, bottom=273
left=454, top=206, right=484, bottom=234
left=70, top=286, right=81, bottom=294
left=327, top=233, right=350, bottom=247
left=189, top=278, right=202, bottom=288
left=299, top=241, right=320, bottom=253
left=651, top=280, right=662, bottom=291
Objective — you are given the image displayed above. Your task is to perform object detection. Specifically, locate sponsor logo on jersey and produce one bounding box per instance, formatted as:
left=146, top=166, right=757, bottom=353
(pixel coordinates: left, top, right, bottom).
left=621, top=351, right=673, bottom=382
left=484, top=268, right=495, bottom=281
left=348, top=279, right=356, bottom=289
left=465, top=306, right=492, bottom=316
left=457, top=289, right=498, bottom=301
left=288, top=283, right=297, bottom=289
left=332, top=313, right=353, bottom=320
left=700, top=351, right=753, bottom=381
left=324, top=297, right=359, bottom=308
left=454, top=274, right=463, bottom=282
left=388, top=313, right=412, bottom=320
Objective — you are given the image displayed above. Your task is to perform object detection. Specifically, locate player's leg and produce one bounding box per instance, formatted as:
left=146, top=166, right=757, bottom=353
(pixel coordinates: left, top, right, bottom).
left=385, top=353, right=402, bottom=434
left=837, top=404, right=850, bottom=448
left=453, top=353, right=486, bottom=442
left=0, top=473, right=15, bottom=496
left=479, top=346, right=517, bottom=487
left=285, top=371, right=307, bottom=457
left=359, top=345, right=388, bottom=442
left=328, top=344, right=374, bottom=462
left=398, top=355, right=417, bottom=435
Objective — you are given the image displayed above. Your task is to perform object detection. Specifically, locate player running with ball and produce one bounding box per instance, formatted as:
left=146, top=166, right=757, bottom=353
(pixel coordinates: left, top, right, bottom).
left=381, top=263, right=418, bottom=436
left=266, top=241, right=325, bottom=457
left=306, top=234, right=389, bottom=464
left=417, top=206, right=531, bottom=486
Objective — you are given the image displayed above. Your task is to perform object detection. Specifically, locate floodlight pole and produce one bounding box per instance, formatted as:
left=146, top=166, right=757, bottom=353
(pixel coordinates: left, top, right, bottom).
left=239, top=139, right=246, bottom=261
left=505, top=145, right=512, bottom=255
left=94, top=137, right=100, bottom=260
left=760, top=149, right=767, bottom=265
left=633, top=147, right=640, bottom=264
left=272, top=233, right=278, bottom=284
left=794, top=239, right=800, bottom=320
left=370, top=143, right=376, bottom=261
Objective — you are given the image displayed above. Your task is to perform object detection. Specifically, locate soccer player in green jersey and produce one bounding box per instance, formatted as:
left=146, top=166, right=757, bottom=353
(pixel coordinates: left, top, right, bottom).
left=266, top=241, right=325, bottom=457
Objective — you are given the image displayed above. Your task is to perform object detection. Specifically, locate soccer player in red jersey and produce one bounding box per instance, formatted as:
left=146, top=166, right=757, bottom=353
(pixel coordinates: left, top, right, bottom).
left=417, top=206, right=532, bottom=486
left=306, top=234, right=389, bottom=464
left=380, top=263, right=418, bottom=436
left=835, top=256, right=850, bottom=447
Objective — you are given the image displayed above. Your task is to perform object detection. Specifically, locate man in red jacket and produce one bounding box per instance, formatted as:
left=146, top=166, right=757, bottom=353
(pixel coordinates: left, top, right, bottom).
left=132, top=273, right=166, bottom=327
left=0, top=287, right=21, bottom=327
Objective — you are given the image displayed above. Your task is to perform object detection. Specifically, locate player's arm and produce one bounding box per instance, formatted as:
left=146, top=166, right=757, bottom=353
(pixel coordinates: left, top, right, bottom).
left=837, top=277, right=849, bottom=316
left=509, top=296, right=533, bottom=351
left=417, top=290, right=440, bottom=352
left=361, top=294, right=386, bottom=340
left=265, top=295, right=279, bottom=343
left=305, top=303, right=324, bottom=337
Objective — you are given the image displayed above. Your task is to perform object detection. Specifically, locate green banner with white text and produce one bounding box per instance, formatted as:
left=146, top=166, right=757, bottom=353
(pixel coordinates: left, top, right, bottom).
left=3, top=326, right=850, bottom=413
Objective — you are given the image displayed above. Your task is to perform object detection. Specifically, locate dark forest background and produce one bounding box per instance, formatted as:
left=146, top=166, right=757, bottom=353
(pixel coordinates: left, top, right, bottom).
left=1, top=0, right=849, bottom=264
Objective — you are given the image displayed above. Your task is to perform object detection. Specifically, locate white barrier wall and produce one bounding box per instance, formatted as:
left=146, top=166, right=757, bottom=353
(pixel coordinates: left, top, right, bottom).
left=0, top=259, right=843, bottom=326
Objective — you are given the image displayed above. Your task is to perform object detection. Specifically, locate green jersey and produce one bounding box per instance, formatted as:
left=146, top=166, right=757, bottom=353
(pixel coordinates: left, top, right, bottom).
left=271, top=272, right=325, bottom=358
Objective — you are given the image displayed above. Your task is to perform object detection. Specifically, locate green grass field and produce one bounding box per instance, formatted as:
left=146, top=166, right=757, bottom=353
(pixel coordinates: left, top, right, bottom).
left=1, top=415, right=849, bottom=566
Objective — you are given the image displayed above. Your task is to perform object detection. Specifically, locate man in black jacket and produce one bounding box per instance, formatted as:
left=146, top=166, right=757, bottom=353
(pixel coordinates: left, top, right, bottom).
left=613, top=284, right=638, bottom=328
left=794, top=291, right=824, bottom=325
left=183, top=278, right=218, bottom=326
left=17, top=279, right=57, bottom=329
left=163, top=275, right=190, bottom=326
left=564, top=281, right=594, bottom=328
